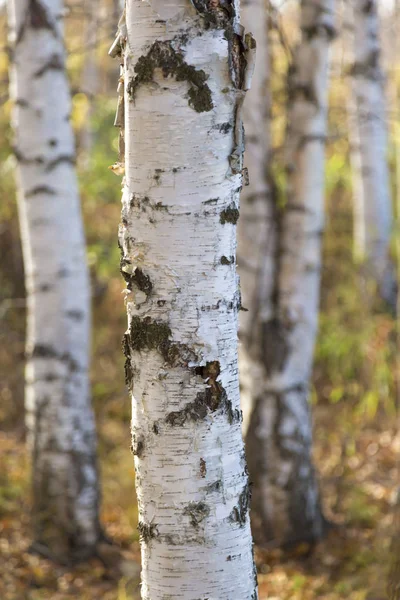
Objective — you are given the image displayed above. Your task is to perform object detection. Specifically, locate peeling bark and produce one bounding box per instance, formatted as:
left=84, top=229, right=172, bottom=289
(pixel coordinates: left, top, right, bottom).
left=8, top=0, right=101, bottom=563
left=239, top=0, right=333, bottom=548
left=348, top=0, right=396, bottom=307
left=111, top=1, right=258, bottom=597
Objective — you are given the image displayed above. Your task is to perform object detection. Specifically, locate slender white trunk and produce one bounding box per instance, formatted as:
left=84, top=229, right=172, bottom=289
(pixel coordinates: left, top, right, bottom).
left=79, top=0, right=100, bottom=158
left=348, top=0, right=396, bottom=306
left=238, top=0, right=274, bottom=436
left=241, top=0, right=334, bottom=547
left=8, top=0, right=101, bottom=563
left=112, top=1, right=258, bottom=598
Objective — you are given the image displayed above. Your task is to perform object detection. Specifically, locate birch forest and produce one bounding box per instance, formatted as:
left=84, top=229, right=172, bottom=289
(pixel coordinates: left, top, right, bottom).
left=3, top=0, right=400, bottom=598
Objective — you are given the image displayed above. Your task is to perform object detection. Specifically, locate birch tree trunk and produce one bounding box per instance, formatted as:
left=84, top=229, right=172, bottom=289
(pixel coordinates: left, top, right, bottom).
left=241, top=0, right=334, bottom=548
left=112, top=1, right=258, bottom=597
left=238, top=0, right=274, bottom=437
left=8, top=0, right=101, bottom=563
left=348, top=0, right=396, bottom=307
left=79, top=0, right=100, bottom=158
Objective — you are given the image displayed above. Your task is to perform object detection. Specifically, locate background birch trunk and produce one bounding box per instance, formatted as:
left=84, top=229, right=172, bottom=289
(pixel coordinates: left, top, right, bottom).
left=238, top=0, right=274, bottom=437
left=79, top=0, right=100, bottom=159
left=8, top=0, right=101, bottom=563
left=242, top=0, right=334, bottom=547
left=114, top=1, right=258, bottom=598
left=348, top=0, right=396, bottom=308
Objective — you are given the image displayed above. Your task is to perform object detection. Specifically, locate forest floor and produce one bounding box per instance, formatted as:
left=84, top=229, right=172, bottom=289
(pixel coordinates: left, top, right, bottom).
left=0, top=399, right=397, bottom=600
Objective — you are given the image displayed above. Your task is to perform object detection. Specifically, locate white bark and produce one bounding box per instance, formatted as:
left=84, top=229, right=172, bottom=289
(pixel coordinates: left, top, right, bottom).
left=8, top=0, right=101, bottom=562
left=240, top=0, right=334, bottom=547
left=348, top=0, right=396, bottom=306
left=113, top=1, right=258, bottom=598
left=79, top=0, right=100, bottom=158
left=238, top=0, right=274, bottom=435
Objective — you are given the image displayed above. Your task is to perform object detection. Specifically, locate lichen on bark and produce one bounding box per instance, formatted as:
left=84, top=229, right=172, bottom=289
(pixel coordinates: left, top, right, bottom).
left=127, top=40, right=213, bottom=113
left=165, top=361, right=241, bottom=426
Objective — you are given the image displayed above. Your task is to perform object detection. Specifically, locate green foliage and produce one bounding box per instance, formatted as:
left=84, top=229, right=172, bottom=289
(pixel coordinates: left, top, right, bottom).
left=346, top=488, right=380, bottom=528
left=314, top=171, right=397, bottom=419
left=76, top=98, right=122, bottom=281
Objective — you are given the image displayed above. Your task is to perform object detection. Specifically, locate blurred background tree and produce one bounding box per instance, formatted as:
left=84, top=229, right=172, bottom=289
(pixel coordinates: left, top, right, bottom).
left=0, top=0, right=400, bottom=598
left=240, top=0, right=335, bottom=550
left=7, top=0, right=102, bottom=564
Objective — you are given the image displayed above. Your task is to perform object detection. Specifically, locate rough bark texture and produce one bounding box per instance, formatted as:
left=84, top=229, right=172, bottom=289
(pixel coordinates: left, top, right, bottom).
left=240, top=0, right=334, bottom=548
left=113, top=1, right=258, bottom=598
left=348, top=0, right=396, bottom=307
left=8, top=0, right=101, bottom=563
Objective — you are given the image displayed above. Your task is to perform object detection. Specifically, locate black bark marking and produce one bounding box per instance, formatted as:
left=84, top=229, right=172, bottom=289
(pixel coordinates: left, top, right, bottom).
left=165, top=396, right=208, bottom=426
left=158, top=533, right=180, bottom=546
left=130, top=193, right=169, bottom=213
left=212, top=122, right=232, bottom=133
left=229, top=483, right=250, bottom=527
left=38, top=283, right=52, bottom=292
left=153, top=168, right=164, bottom=185
left=30, top=344, right=57, bottom=360
left=57, top=268, right=70, bottom=278
left=207, top=480, right=222, bottom=492
left=131, top=433, right=145, bottom=458
left=34, top=53, right=64, bottom=77
left=183, top=501, right=210, bottom=528
left=122, top=333, right=133, bottom=391
left=26, top=185, right=56, bottom=198
left=166, top=361, right=241, bottom=426
left=120, top=259, right=153, bottom=295
left=45, top=155, right=75, bottom=172
left=260, top=318, right=290, bottom=375
left=220, top=203, right=239, bottom=225
left=38, top=373, right=62, bottom=382
left=127, top=41, right=213, bottom=113
left=190, top=0, right=235, bottom=28
left=13, top=148, right=45, bottom=165
left=17, top=0, right=58, bottom=45
left=200, top=458, right=207, bottom=478
left=350, top=50, right=381, bottom=80
left=138, top=521, right=158, bottom=543
left=220, top=255, right=234, bottom=265
left=129, top=316, right=171, bottom=353
left=15, top=98, right=29, bottom=108
left=363, top=0, right=374, bottom=13
left=65, top=310, right=84, bottom=322
left=127, top=316, right=197, bottom=366
left=28, top=345, right=82, bottom=373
